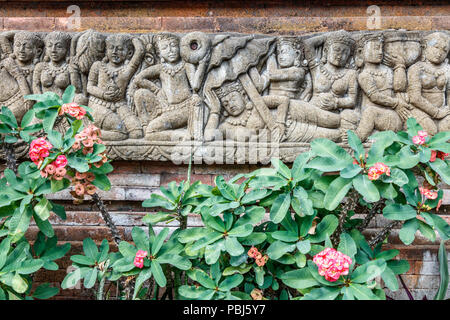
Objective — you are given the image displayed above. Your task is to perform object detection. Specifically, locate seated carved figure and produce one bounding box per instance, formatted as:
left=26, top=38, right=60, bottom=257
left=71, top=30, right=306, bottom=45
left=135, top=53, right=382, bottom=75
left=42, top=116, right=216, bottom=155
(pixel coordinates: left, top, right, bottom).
left=33, top=32, right=78, bottom=97
left=87, top=34, right=144, bottom=141
left=354, top=33, right=413, bottom=142
left=301, top=30, right=360, bottom=142
left=133, top=33, right=208, bottom=140
left=0, top=31, right=43, bottom=123
left=408, top=32, right=450, bottom=133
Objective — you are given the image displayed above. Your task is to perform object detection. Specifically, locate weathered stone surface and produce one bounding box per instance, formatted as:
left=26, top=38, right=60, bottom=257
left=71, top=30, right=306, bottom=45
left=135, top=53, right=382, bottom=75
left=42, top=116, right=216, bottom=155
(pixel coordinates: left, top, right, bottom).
left=2, top=29, right=449, bottom=163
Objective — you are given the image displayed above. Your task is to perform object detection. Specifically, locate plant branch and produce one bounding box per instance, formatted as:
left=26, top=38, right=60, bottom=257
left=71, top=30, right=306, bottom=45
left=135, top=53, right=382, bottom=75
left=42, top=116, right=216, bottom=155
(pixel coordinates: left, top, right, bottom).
left=368, top=220, right=401, bottom=248
left=91, top=192, right=121, bottom=246
left=331, top=189, right=358, bottom=247
left=3, top=142, right=17, bottom=173
left=357, top=199, right=386, bottom=232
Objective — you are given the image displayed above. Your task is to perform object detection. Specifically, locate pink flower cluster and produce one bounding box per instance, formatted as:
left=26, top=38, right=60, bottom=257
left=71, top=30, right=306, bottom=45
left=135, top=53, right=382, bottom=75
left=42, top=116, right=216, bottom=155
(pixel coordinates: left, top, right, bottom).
left=248, top=247, right=269, bottom=267
left=73, top=124, right=103, bottom=155
left=69, top=171, right=97, bottom=204
left=367, top=162, right=390, bottom=181
left=419, top=187, right=438, bottom=200
left=29, top=138, right=53, bottom=167
left=59, top=102, right=86, bottom=120
left=313, top=248, right=352, bottom=282
left=430, top=150, right=449, bottom=162
left=40, top=155, right=68, bottom=180
left=134, top=250, right=148, bottom=269
left=412, top=130, right=428, bottom=145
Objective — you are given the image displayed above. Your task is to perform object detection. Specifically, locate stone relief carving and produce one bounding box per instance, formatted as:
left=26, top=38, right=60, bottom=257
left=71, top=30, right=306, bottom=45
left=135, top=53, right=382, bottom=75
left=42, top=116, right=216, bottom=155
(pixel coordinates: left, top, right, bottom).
left=0, top=29, right=449, bottom=163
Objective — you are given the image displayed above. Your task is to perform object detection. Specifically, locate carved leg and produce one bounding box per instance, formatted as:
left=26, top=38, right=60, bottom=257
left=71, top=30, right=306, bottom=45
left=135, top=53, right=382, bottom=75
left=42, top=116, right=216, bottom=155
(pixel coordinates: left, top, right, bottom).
left=356, top=106, right=402, bottom=142
left=409, top=108, right=437, bottom=135
left=438, top=114, right=450, bottom=132
left=117, top=105, right=144, bottom=139
left=289, top=99, right=341, bottom=128
left=145, top=109, right=189, bottom=135
left=91, top=105, right=128, bottom=141
left=134, top=88, right=160, bottom=128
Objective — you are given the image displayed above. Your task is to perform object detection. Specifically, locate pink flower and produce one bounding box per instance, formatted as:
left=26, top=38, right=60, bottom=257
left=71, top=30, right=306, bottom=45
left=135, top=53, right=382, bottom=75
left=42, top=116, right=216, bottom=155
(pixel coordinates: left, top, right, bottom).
left=412, top=135, right=425, bottom=145
left=75, top=171, right=87, bottom=180
left=29, top=138, right=53, bottom=166
left=55, top=167, right=66, bottom=177
left=85, top=184, right=97, bottom=195
left=74, top=183, right=85, bottom=196
left=431, top=150, right=450, bottom=162
left=255, top=255, right=269, bottom=267
left=367, top=167, right=381, bottom=181
left=430, top=150, right=437, bottom=162
left=45, top=163, right=56, bottom=175
left=248, top=247, right=259, bottom=258
left=134, top=257, right=144, bottom=269
left=61, top=102, right=86, bottom=120
left=54, top=155, right=68, bottom=168
left=367, top=162, right=390, bottom=181
left=313, top=248, right=352, bottom=282
left=136, top=250, right=148, bottom=259
left=417, top=130, right=428, bottom=138
left=419, top=187, right=438, bottom=200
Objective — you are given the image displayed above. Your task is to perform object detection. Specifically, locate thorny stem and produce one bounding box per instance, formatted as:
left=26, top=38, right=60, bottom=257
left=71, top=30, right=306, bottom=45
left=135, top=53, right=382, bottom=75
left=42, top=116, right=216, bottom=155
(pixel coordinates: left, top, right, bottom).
left=3, top=142, right=17, bottom=173
left=357, top=199, right=386, bottom=232
left=368, top=220, right=402, bottom=248
left=97, top=275, right=106, bottom=300
left=331, top=189, right=358, bottom=247
left=91, top=193, right=121, bottom=246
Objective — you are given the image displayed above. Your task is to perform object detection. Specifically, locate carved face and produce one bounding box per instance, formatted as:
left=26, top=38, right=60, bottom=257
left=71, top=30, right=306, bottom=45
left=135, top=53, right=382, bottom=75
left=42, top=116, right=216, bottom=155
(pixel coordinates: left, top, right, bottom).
left=327, top=43, right=351, bottom=67
left=158, top=38, right=180, bottom=63
left=363, top=39, right=383, bottom=64
left=277, top=43, right=297, bottom=68
left=425, top=35, right=450, bottom=65
left=106, top=39, right=129, bottom=65
left=13, top=39, right=37, bottom=63
left=220, top=91, right=246, bottom=117
left=46, top=40, right=68, bottom=63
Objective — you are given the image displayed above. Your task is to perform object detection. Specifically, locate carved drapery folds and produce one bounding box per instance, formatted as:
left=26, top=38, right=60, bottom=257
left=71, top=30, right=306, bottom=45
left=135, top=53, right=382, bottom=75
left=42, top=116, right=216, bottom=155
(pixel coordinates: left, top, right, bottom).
left=1, top=29, right=449, bottom=163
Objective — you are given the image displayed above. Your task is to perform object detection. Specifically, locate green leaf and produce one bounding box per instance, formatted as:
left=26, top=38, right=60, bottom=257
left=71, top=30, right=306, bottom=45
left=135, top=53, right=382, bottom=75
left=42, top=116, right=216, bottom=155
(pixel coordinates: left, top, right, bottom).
left=324, top=177, right=353, bottom=211
left=207, top=201, right=240, bottom=217
left=309, top=215, right=339, bottom=243
left=227, top=224, right=253, bottom=237
left=241, top=189, right=270, bottom=204
left=353, top=174, right=380, bottom=203
left=292, top=152, right=312, bottom=182
left=301, top=286, right=341, bottom=300
left=349, top=283, right=381, bottom=300
left=292, top=186, right=314, bottom=216
left=43, top=108, right=59, bottom=133
left=34, top=197, right=52, bottom=221
left=224, top=237, right=244, bottom=256
left=418, top=220, right=436, bottom=242
left=429, top=158, right=450, bottom=185
left=83, top=238, right=99, bottom=260
left=367, top=131, right=398, bottom=164
left=67, top=154, right=89, bottom=173
left=17, top=259, right=44, bottom=274
left=223, top=264, right=252, bottom=276
left=133, top=267, right=152, bottom=300
left=337, top=233, right=357, bottom=259
left=0, top=237, right=11, bottom=270
left=433, top=240, right=449, bottom=300
left=70, top=255, right=95, bottom=266
left=383, top=204, right=417, bottom=221
left=397, top=146, right=420, bottom=169
left=271, top=158, right=291, bottom=180
left=386, top=260, right=410, bottom=275
left=340, top=164, right=362, bottom=179
left=84, top=267, right=98, bottom=289
left=351, top=259, right=387, bottom=283
left=347, top=130, right=364, bottom=158
left=62, top=85, right=76, bottom=104
left=152, top=228, right=169, bottom=256
left=12, top=273, right=28, bottom=293
left=142, top=194, right=175, bottom=210
left=280, top=268, right=319, bottom=290
left=32, top=283, right=59, bottom=300
left=270, top=193, right=291, bottom=224
left=381, top=267, right=399, bottom=291
left=187, top=268, right=215, bottom=289
left=296, top=240, right=311, bottom=254
left=61, top=268, right=82, bottom=289
left=34, top=214, right=55, bottom=238
left=178, top=228, right=210, bottom=243
left=218, top=274, right=244, bottom=291
left=191, top=231, right=223, bottom=251
left=20, top=109, right=35, bottom=128
left=267, top=241, right=296, bottom=260
left=91, top=173, right=111, bottom=191
left=215, top=176, right=236, bottom=201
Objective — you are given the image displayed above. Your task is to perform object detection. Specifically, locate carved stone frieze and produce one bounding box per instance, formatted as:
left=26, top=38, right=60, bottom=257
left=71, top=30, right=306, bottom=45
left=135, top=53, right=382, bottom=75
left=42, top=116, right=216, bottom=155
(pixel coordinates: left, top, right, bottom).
left=1, top=29, right=449, bottom=163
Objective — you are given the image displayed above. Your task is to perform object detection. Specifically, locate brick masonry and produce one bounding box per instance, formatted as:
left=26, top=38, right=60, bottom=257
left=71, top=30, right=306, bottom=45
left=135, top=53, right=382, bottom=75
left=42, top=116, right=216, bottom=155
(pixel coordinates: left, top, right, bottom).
left=0, top=0, right=449, bottom=300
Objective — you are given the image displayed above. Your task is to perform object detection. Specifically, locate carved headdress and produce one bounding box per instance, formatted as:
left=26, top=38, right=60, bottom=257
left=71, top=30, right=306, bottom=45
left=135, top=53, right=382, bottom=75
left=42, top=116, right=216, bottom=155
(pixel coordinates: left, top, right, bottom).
left=43, top=31, right=71, bottom=62
left=324, top=30, right=356, bottom=52
left=214, top=80, right=245, bottom=99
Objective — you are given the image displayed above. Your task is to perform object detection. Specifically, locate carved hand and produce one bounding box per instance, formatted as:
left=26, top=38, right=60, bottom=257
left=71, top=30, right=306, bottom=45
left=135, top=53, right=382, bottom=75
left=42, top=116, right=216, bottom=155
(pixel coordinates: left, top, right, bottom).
left=384, top=52, right=405, bottom=69
left=271, top=123, right=286, bottom=142
left=319, top=93, right=337, bottom=111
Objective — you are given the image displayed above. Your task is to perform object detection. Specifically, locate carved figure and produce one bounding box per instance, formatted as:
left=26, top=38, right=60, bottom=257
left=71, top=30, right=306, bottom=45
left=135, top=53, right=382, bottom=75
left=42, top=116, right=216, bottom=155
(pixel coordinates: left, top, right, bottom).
left=408, top=32, right=450, bottom=133
left=133, top=32, right=209, bottom=140
left=354, top=33, right=413, bottom=142
left=87, top=34, right=144, bottom=140
left=33, top=32, right=76, bottom=97
left=0, top=31, right=43, bottom=122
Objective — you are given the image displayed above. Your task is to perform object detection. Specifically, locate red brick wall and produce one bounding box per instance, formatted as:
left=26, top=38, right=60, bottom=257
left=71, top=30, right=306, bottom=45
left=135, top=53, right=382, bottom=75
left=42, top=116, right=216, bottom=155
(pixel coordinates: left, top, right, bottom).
left=0, top=0, right=448, bottom=300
